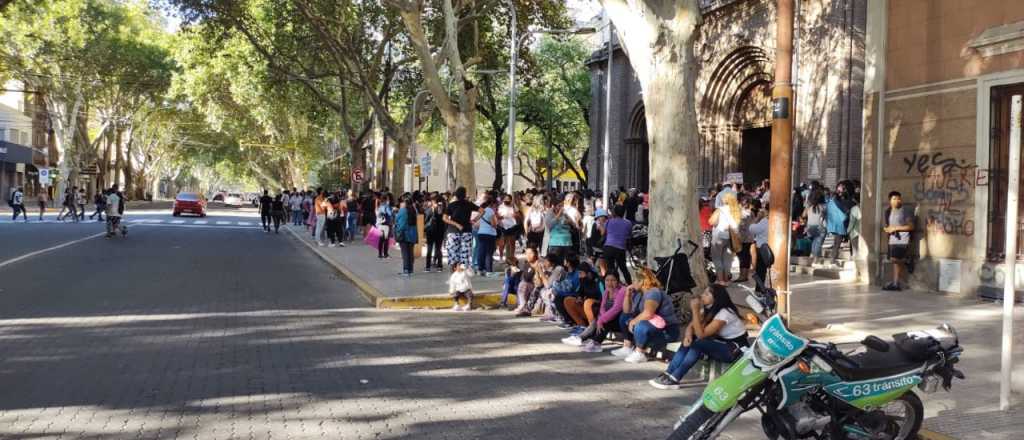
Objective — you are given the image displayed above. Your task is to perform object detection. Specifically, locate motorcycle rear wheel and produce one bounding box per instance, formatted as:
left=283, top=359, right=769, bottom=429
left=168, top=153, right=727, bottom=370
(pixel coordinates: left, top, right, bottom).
left=881, top=391, right=923, bottom=440
left=666, top=405, right=722, bottom=440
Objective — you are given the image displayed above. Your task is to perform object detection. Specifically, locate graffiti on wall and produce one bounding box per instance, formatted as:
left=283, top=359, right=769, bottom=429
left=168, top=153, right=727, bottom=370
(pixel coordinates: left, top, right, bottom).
left=901, top=153, right=978, bottom=237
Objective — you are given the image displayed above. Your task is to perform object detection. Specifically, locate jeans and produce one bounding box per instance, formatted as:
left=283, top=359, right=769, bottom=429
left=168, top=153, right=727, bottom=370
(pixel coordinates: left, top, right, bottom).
left=399, top=241, right=414, bottom=274
left=603, top=245, right=632, bottom=285
left=346, top=212, right=358, bottom=241
left=261, top=212, right=273, bottom=231
left=475, top=233, right=497, bottom=273
left=315, top=215, right=327, bottom=243
left=292, top=209, right=302, bottom=225
left=500, top=273, right=520, bottom=306
left=806, top=225, right=826, bottom=258
left=829, top=233, right=847, bottom=260
left=631, top=319, right=681, bottom=350
left=580, top=312, right=622, bottom=343
left=425, top=236, right=444, bottom=269
left=666, top=338, right=738, bottom=381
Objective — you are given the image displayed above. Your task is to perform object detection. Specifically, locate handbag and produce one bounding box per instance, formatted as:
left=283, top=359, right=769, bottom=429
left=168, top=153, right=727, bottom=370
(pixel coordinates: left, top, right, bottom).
left=649, top=314, right=667, bottom=329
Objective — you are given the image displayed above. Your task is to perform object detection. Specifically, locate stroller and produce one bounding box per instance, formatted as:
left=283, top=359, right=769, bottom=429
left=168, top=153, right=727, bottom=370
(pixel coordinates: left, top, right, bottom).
left=652, top=239, right=700, bottom=325
left=628, top=223, right=648, bottom=268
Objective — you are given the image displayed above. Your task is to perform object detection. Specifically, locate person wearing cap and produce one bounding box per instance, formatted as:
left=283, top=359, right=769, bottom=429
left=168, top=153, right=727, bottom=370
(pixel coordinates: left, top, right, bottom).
left=599, top=204, right=633, bottom=285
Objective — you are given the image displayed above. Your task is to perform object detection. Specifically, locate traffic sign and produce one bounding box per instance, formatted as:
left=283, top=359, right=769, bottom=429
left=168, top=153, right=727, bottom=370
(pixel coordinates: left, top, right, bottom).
left=420, top=155, right=431, bottom=175
left=353, top=168, right=364, bottom=183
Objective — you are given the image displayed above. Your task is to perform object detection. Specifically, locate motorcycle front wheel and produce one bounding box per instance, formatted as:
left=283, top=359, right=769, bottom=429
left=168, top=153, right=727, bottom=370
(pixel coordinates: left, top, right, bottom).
left=667, top=405, right=722, bottom=440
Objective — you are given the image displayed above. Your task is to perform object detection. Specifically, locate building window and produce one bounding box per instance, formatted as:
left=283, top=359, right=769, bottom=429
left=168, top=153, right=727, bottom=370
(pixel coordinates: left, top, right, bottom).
left=988, top=84, right=1024, bottom=260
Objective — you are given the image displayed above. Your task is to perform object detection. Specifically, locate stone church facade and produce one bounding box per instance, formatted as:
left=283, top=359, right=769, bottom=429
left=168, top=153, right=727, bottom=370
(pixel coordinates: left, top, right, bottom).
left=586, top=0, right=866, bottom=193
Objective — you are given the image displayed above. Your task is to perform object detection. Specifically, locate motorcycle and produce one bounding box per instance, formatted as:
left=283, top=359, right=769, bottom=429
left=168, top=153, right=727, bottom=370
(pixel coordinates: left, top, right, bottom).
left=667, top=315, right=965, bottom=440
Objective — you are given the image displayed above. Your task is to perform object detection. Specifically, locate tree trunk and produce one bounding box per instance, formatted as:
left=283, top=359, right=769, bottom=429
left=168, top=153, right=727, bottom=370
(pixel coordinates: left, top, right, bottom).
left=114, top=125, right=124, bottom=188
left=602, top=0, right=707, bottom=286
left=124, top=126, right=135, bottom=199
left=390, top=136, right=410, bottom=193
left=451, top=112, right=477, bottom=194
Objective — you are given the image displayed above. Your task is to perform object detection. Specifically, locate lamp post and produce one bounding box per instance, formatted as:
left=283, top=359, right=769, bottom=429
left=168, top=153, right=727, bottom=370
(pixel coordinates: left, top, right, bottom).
left=505, top=4, right=595, bottom=193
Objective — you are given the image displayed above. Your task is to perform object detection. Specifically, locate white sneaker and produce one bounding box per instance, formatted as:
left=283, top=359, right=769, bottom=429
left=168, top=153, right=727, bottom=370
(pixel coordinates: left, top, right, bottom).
left=317, top=242, right=325, bottom=247
left=561, top=336, right=583, bottom=346
left=451, top=304, right=461, bottom=311
left=611, top=346, right=633, bottom=357
left=580, top=340, right=603, bottom=353
left=460, top=304, right=472, bottom=311
left=338, top=242, right=346, bottom=247
left=624, top=350, right=648, bottom=364
left=329, top=243, right=336, bottom=247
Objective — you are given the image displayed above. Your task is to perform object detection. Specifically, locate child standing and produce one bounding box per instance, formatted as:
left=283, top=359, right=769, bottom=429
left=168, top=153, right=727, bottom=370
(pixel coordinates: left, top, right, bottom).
left=448, top=263, right=474, bottom=311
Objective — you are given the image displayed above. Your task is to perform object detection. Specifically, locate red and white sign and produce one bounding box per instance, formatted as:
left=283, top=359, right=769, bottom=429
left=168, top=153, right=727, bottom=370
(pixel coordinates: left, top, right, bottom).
left=353, top=168, right=364, bottom=184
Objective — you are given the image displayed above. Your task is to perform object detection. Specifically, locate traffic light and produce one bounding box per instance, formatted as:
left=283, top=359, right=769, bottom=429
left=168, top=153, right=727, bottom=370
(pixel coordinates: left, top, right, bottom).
left=413, top=165, right=421, bottom=177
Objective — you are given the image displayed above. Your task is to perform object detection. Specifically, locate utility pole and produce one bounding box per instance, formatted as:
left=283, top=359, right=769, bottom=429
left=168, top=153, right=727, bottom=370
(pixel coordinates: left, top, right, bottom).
left=506, top=0, right=517, bottom=194
left=768, top=0, right=796, bottom=320
left=601, top=13, right=613, bottom=208
left=1000, top=94, right=1022, bottom=411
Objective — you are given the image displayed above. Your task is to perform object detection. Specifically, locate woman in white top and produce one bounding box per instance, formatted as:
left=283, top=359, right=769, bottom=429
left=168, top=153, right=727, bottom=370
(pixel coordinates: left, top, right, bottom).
left=649, top=284, right=749, bottom=389
left=497, top=193, right=520, bottom=266
left=708, top=191, right=741, bottom=284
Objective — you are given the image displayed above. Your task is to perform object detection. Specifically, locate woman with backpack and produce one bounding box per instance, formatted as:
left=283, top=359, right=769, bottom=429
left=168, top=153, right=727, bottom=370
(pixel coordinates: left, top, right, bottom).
left=394, top=193, right=419, bottom=277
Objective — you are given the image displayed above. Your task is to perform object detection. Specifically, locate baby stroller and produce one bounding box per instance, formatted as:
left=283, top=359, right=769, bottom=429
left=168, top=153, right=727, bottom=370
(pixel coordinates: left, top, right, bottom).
left=652, top=239, right=699, bottom=325
left=628, top=223, right=648, bottom=268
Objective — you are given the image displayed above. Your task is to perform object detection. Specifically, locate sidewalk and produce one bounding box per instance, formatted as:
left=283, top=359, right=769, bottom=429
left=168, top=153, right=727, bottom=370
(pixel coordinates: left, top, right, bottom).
left=772, top=278, right=1024, bottom=439
left=284, top=224, right=509, bottom=308
left=286, top=222, right=1023, bottom=438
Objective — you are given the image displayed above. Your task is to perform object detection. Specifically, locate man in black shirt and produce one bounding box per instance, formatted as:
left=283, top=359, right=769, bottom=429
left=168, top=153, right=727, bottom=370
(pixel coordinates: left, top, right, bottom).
left=258, top=190, right=274, bottom=232
left=443, top=186, right=479, bottom=272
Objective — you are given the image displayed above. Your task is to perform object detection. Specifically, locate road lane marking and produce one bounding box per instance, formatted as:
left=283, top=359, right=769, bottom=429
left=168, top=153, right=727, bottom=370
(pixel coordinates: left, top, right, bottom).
left=128, top=219, right=145, bottom=223
left=237, top=221, right=252, bottom=226
left=216, top=221, right=230, bottom=225
left=135, top=223, right=258, bottom=230
left=0, top=232, right=107, bottom=270
left=171, top=220, right=185, bottom=224
left=194, top=220, right=208, bottom=224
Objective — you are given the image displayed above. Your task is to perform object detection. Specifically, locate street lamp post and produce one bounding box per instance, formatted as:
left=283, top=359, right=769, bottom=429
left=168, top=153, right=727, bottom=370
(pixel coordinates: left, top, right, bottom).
left=505, top=11, right=596, bottom=194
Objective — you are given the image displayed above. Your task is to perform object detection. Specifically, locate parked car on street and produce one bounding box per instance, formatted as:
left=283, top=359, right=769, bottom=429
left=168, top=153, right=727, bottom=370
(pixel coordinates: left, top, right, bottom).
left=173, top=192, right=207, bottom=217
left=224, top=193, right=244, bottom=207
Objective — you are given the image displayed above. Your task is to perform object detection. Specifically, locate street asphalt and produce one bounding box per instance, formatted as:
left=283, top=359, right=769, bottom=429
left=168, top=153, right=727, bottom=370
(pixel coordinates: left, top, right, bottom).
left=0, top=205, right=717, bottom=440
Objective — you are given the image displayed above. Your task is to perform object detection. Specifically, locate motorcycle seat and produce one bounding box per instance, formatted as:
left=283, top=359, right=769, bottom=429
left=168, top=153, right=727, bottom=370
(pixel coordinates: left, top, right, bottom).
left=832, top=346, right=924, bottom=382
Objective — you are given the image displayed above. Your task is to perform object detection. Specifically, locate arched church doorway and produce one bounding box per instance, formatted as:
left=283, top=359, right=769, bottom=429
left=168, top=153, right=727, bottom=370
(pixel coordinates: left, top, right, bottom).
left=741, top=126, right=771, bottom=185
left=624, top=104, right=650, bottom=192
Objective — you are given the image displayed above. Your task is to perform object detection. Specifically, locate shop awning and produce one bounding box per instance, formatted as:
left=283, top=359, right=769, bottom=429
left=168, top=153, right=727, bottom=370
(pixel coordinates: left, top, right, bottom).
left=0, top=141, right=33, bottom=164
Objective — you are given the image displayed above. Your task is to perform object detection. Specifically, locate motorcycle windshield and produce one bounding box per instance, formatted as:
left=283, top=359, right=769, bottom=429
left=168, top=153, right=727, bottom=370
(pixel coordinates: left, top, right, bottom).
left=751, top=315, right=809, bottom=369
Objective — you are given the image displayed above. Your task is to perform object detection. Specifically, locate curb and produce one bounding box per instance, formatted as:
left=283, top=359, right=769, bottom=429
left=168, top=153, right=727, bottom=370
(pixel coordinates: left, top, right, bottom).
left=284, top=226, right=386, bottom=306
left=917, top=429, right=956, bottom=440
left=285, top=226, right=516, bottom=310
left=376, top=291, right=512, bottom=309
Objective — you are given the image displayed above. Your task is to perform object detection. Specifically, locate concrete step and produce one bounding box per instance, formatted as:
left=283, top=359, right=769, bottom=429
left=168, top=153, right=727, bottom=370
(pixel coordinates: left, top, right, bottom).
left=790, top=257, right=857, bottom=281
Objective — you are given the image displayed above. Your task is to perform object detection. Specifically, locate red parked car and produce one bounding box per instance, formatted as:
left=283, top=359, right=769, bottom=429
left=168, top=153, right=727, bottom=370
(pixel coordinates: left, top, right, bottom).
left=173, top=192, right=207, bottom=217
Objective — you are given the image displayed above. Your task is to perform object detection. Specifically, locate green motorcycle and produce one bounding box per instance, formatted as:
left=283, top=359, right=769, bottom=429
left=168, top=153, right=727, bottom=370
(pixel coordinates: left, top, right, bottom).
left=667, top=315, right=964, bottom=440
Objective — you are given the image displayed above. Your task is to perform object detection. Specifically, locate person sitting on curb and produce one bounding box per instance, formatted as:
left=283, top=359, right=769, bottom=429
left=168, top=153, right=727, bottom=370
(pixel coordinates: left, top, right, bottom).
left=448, top=263, right=474, bottom=311
left=649, top=284, right=749, bottom=389
left=536, top=254, right=566, bottom=321
left=549, top=255, right=581, bottom=328
left=614, top=267, right=682, bottom=364
left=569, top=271, right=626, bottom=352
left=561, top=262, right=603, bottom=345
left=514, top=248, right=542, bottom=317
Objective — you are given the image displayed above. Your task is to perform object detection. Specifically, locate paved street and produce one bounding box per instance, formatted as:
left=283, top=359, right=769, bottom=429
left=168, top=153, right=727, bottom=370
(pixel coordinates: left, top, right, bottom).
left=0, top=206, right=708, bottom=440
